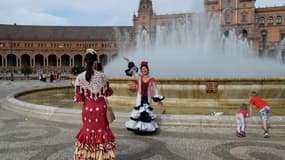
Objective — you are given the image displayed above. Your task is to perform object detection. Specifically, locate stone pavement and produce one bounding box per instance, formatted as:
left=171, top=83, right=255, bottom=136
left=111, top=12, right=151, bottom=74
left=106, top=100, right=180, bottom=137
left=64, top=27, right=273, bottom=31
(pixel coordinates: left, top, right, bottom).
left=0, top=80, right=285, bottom=160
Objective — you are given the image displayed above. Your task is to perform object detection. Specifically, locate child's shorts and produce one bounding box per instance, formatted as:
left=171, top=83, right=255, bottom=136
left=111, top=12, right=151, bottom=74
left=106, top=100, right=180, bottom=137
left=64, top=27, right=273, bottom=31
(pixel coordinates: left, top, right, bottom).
left=259, top=106, right=270, bottom=121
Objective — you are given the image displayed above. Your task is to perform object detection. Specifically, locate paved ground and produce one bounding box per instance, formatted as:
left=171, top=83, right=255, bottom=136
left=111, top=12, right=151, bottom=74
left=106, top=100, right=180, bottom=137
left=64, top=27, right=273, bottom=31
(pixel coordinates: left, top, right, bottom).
left=0, top=80, right=285, bottom=160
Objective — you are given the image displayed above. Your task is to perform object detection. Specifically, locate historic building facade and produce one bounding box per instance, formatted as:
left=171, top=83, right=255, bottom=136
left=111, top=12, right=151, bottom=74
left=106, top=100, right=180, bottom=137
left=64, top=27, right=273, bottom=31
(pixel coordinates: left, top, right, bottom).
left=205, top=0, right=285, bottom=62
left=0, top=0, right=284, bottom=73
left=135, top=0, right=285, bottom=62
left=0, top=25, right=132, bottom=73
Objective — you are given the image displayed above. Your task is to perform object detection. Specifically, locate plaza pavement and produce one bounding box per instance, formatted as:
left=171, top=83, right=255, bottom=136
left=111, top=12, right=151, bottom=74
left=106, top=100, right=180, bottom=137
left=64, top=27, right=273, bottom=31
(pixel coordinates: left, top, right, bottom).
left=0, top=80, right=284, bottom=160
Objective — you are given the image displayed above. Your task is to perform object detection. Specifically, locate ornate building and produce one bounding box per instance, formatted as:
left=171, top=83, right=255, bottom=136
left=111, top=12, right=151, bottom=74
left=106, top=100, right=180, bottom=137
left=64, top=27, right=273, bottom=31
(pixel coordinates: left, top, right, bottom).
left=0, top=0, right=284, bottom=73
left=0, top=25, right=132, bottom=73
left=205, top=0, right=285, bottom=62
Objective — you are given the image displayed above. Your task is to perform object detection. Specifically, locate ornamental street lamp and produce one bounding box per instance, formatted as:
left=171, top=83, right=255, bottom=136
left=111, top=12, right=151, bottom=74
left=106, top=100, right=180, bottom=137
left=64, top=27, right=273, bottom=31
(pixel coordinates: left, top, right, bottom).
left=261, top=30, right=267, bottom=51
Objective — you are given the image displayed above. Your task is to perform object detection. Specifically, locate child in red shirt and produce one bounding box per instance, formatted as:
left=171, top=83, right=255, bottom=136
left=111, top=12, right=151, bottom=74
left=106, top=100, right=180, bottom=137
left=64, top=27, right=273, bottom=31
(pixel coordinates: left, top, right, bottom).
left=235, top=103, right=249, bottom=137
left=249, top=91, right=271, bottom=138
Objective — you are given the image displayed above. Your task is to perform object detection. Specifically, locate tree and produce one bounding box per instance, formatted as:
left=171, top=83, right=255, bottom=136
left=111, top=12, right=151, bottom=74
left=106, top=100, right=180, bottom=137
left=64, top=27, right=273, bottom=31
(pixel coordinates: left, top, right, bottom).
left=71, top=66, right=84, bottom=75
left=20, top=66, right=33, bottom=79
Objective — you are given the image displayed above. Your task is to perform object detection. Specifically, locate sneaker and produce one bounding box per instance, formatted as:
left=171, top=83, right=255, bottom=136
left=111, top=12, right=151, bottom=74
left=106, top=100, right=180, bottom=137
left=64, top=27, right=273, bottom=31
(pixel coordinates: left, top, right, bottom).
left=240, top=131, right=246, bottom=137
left=264, top=132, right=270, bottom=138
left=236, top=132, right=242, bottom=137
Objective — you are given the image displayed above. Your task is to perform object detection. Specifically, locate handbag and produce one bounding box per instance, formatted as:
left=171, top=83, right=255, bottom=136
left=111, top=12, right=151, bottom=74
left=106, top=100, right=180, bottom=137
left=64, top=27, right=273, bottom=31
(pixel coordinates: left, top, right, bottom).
left=107, top=106, right=116, bottom=123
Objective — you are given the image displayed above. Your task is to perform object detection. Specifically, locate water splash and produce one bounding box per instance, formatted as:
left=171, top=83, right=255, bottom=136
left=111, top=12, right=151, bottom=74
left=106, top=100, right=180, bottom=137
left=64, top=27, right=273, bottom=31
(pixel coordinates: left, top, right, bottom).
left=105, top=13, right=285, bottom=78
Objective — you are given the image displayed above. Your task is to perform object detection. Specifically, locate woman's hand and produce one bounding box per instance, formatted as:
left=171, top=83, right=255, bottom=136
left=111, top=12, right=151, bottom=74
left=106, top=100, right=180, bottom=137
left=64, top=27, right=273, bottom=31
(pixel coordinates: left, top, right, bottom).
left=73, top=96, right=77, bottom=102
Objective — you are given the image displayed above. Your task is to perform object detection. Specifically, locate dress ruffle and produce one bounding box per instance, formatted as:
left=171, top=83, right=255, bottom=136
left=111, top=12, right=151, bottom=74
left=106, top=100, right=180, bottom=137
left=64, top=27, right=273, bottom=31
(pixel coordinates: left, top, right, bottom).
left=125, top=104, right=158, bottom=133
left=76, top=129, right=115, bottom=144
left=74, top=140, right=116, bottom=160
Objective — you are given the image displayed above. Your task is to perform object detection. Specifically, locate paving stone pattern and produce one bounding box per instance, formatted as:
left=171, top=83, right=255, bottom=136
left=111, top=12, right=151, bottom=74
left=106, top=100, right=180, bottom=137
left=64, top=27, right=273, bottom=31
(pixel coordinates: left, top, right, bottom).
left=0, top=80, right=284, bottom=160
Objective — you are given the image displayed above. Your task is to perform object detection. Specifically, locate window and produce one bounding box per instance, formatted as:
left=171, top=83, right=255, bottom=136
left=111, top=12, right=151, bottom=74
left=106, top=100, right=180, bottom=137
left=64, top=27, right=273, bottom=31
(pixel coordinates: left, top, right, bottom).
left=267, top=16, right=273, bottom=25
left=259, top=17, right=265, bottom=25
left=241, top=15, right=247, bottom=23
left=276, top=16, right=282, bottom=24
left=281, top=33, right=285, bottom=41
left=255, top=16, right=259, bottom=23
left=224, top=10, right=231, bottom=24
left=223, top=0, right=233, bottom=8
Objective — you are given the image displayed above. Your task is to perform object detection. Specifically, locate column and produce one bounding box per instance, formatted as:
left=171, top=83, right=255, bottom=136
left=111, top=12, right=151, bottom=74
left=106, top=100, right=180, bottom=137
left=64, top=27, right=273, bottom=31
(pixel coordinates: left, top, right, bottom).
left=4, top=57, right=7, bottom=68
left=17, top=56, right=20, bottom=69
left=58, top=57, right=61, bottom=72
left=70, top=56, right=72, bottom=68
left=31, top=57, right=34, bottom=67
left=82, top=54, right=84, bottom=67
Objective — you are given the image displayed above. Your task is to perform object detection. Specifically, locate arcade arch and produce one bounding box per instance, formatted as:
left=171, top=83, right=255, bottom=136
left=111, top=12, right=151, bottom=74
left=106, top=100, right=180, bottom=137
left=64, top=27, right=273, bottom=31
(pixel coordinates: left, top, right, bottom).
left=74, top=54, right=83, bottom=67
left=21, top=54, right=30, bottom=66
left=7, top=54, right=16, bottom=67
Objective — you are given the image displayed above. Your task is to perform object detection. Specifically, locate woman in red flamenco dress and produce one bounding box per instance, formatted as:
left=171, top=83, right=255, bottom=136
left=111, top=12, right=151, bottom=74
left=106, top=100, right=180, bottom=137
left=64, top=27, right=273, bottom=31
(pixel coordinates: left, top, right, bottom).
left=73, top=50, right=115, bottom=160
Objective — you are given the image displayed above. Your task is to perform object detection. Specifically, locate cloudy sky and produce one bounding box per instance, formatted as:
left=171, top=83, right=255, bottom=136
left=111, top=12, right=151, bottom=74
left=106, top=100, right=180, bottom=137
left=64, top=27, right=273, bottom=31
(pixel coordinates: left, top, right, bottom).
left=0, top=0, right=284, bottom=26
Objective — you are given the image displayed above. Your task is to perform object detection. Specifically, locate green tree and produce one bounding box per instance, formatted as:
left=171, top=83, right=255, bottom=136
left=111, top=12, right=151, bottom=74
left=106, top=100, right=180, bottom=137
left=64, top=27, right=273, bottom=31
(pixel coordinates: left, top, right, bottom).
left=20, top=66, right=33, bottom=79
left=71, top=66, right=84, bottom=75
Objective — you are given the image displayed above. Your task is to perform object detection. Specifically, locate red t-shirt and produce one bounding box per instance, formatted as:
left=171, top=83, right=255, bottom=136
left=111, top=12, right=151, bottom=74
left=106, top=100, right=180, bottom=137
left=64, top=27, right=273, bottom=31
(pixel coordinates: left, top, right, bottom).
left=236, top=109, right=249, bottom=117
left=249, top=96, right=269, bottom=110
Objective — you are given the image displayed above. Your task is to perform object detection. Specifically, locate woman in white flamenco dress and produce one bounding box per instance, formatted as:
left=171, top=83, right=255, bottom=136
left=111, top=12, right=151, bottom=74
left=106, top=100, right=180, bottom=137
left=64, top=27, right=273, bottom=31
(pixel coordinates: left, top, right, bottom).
left=123, top=57, right=164, bottom=135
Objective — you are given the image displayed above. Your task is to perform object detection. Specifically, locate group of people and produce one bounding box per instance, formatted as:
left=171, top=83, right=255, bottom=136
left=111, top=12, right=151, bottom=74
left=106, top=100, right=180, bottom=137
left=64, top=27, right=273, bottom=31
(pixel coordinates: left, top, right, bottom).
left=39, top=72, right=61, bottom=82
left=235, top=91, right=271, bottom=138
left=73, top=48, right=271, bottom=159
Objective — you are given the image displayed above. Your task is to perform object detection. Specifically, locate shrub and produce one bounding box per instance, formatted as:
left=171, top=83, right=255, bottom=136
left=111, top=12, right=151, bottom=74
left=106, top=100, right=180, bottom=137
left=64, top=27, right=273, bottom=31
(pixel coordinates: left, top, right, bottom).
left=71, top=66, right=84, bottom=75
left=20, top=66, right=33, bottom=77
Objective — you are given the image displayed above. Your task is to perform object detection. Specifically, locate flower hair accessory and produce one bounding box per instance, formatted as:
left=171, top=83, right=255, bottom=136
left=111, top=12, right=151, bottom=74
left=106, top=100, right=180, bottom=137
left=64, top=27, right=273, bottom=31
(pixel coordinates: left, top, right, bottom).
left=85, top=48, right=97, bottom=55
left=140, top=60, right=148, bottom=66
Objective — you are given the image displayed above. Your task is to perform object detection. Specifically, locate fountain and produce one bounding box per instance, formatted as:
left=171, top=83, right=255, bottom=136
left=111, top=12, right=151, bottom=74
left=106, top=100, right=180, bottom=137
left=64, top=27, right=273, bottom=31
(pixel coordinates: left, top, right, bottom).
left=102, top=11, right=285, bottom=116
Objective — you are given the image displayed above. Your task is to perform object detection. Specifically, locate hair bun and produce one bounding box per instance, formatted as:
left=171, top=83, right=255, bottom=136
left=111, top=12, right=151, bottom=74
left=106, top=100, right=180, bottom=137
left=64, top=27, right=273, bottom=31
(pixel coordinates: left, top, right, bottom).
left=85, top=48, right=97, bottom=55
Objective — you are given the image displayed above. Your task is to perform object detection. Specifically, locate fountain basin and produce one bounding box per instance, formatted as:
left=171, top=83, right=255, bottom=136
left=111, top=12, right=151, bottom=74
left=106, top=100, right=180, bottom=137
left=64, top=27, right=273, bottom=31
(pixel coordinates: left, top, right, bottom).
left=2, top=77, right=285, bottom=129
left=14, top=77, right=285, bottom=116
left=109, top=77, right=285, bottom=115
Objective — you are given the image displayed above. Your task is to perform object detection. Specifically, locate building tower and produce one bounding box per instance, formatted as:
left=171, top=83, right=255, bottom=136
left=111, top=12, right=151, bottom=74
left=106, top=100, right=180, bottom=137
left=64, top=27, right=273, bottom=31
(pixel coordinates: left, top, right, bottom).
left=133, top=0, right=154, bottom=43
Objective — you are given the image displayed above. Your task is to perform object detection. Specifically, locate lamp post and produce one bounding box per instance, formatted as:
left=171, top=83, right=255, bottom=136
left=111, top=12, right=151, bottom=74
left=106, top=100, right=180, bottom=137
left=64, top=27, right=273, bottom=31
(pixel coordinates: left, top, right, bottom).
left=261, top=30, right=267, bottom=51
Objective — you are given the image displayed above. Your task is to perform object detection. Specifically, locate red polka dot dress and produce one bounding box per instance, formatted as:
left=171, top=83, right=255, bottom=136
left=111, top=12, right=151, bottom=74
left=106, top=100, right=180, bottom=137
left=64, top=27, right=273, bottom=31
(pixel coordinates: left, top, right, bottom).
left=73, top=71, right=115, bottom=160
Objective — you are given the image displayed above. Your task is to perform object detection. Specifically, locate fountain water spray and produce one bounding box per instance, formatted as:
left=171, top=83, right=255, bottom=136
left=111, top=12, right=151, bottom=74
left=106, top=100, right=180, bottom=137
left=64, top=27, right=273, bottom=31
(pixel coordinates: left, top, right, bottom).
left=105, top=6, right=285, bottom=78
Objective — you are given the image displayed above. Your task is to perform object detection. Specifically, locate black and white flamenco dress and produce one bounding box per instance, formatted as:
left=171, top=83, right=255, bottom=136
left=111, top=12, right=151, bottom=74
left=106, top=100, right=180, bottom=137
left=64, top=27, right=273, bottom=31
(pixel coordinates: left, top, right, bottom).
left=124, top=62, right=164, bottom=134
